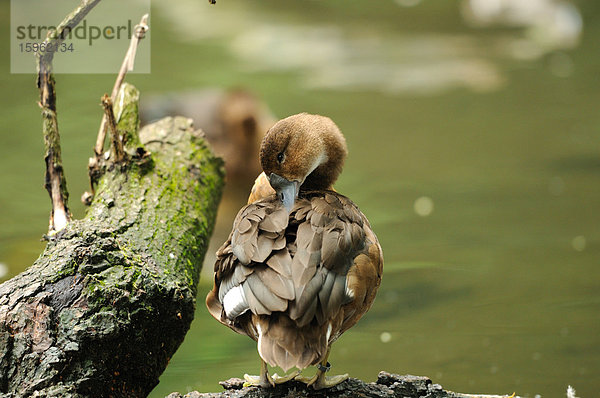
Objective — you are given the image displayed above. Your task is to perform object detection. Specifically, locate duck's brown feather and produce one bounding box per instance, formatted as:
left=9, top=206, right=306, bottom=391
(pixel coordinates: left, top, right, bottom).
left=206, top=190, right=383, bottom=371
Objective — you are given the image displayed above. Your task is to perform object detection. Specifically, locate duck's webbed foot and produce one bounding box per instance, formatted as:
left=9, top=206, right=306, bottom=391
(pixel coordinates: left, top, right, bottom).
left=243, top=360, right=300, bottom=388
left=243, top=373, right=273, bottom=388
left=313, top=373, right=350, bottom=390
left=295, top=371, right=349, bottom=390
left=272, top=370, right=301, bottom=384
left=243, top=359, right=274, bottom=388
left=295, top=348, right=349, bottom=390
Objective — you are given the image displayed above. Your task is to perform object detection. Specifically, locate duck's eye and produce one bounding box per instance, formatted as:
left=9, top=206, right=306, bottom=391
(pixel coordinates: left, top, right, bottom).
left=277, top=152, right=284, bottom=163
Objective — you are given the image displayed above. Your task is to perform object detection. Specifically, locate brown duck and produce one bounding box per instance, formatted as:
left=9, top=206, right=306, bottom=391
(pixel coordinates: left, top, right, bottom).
left=206, top=113, right=383, bottom=389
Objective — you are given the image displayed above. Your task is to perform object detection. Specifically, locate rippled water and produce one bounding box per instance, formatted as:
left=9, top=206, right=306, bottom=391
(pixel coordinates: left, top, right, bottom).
left=0, top=1, right=598, bottom=397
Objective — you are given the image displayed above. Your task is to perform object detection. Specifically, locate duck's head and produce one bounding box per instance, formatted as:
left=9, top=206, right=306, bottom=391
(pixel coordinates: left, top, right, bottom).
left=260, top=113, right=348, bottom=211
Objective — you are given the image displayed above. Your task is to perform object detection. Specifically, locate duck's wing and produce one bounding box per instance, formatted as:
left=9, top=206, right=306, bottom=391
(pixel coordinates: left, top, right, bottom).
left=206, top=199, right=294, bottom=336
left=337, top=212, right=383, bottom=338
left=287, top=192, right=381, bottom=331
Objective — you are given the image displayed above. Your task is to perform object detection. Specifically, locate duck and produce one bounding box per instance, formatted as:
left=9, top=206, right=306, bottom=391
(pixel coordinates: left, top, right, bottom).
left=206, top=113, right=383, bottom=390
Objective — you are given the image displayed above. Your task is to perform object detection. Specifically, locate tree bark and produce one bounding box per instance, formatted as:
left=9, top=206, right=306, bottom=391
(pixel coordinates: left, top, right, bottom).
left=166, top=372, right=517, bottom=398
left=0, top=84, right=224, bottom=397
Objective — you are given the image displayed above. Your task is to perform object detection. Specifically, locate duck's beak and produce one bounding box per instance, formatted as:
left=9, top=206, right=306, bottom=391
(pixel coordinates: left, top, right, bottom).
left=268, top=173, right=299, bottom=212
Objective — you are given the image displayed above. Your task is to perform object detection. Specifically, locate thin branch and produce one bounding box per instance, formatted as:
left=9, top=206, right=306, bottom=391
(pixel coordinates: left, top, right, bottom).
left=94, top=14, right=149, bottom=158
left=37, top=0, right=102, bottom=234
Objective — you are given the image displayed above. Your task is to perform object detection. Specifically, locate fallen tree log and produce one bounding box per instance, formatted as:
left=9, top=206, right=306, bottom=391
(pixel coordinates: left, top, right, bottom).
left=0, top=85, right=224, bottom=398
left=166, top=372, right=517, bottom=398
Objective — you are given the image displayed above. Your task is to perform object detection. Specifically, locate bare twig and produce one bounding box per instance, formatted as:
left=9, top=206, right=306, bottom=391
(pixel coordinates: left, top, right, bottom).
left=101, top=95, right=126, bottom=162
left=94, top=14, right=149, bottom=158
left=37, top=0, right=102, bottom=234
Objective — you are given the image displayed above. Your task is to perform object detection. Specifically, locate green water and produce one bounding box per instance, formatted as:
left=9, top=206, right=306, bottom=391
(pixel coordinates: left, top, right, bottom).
left=1, top=1, right=599, bottom=397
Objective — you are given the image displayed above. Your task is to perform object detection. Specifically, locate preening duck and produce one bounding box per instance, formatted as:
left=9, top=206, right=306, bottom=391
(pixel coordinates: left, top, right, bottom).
left=206, top=113, right=383, bottom=389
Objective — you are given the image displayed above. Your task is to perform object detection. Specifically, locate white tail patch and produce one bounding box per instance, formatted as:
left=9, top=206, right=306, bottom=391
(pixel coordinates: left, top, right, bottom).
left=326, top=323, right=332, bottom=341
left=222, top=285, right=249, bottom=319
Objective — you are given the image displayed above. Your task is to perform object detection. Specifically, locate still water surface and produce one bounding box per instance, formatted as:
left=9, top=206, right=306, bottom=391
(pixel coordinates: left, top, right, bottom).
left=0, top=1, right=598, bottom=397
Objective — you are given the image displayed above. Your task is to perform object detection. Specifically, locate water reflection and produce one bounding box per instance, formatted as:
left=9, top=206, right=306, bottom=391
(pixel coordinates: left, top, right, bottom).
left=462, top=0, right=582, bottom=47
left=571, top=236, right=586, bottom=252
left=462, top=0, right=582, bottom=62
left=413, top=196, right=434, bottom=217
left=232, top=28, right=505, bottom=94
left=156, top=0, right=582, bottom=95
left=379, top=331, right=392, bottom=343
left=155, top=1, right=504, bottom=95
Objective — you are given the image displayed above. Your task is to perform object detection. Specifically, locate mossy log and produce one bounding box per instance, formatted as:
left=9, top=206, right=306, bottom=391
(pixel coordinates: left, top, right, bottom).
left=166, top=372, right=516, bottom=398
left=0, top=84, right=225, bottom=397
